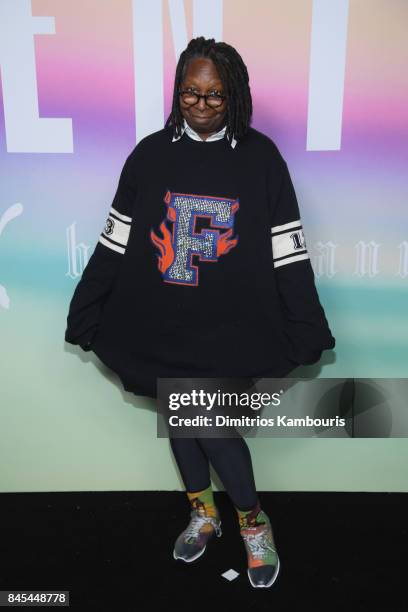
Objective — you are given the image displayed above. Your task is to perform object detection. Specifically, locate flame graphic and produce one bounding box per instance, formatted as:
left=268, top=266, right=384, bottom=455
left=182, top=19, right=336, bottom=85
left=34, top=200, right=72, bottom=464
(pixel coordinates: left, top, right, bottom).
left=217, top=227, right=238, bottom=256
left=150, top=220, right=175, bottom=273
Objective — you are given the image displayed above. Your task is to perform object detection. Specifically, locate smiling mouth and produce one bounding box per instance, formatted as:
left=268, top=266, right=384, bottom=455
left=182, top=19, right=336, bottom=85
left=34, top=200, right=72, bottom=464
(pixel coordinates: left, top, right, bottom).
left=191, top=112, right=212, bottom=119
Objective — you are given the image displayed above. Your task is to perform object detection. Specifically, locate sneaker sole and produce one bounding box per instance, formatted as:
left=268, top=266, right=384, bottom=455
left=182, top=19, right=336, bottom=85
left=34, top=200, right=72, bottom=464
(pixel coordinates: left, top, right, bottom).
left=172, top=524, right=222, bottom=563
left=247, top=555, right=280, bottom=589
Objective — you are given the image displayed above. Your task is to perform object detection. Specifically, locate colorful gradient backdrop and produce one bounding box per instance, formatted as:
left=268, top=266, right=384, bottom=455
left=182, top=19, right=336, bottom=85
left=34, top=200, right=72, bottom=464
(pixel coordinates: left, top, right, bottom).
left=1, top=0, right=407, bottom=493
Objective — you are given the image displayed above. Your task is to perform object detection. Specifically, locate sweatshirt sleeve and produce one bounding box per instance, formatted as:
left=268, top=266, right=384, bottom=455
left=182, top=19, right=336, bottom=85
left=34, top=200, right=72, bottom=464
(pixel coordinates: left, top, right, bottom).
left=269, top=156, right=336, bottom=366
left=64, top=151, right=137, bottom=351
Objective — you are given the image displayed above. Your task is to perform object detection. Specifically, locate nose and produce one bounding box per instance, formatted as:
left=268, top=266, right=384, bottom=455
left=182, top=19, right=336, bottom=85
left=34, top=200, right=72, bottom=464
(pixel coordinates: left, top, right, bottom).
left=196, top=96, right=207, bottom=111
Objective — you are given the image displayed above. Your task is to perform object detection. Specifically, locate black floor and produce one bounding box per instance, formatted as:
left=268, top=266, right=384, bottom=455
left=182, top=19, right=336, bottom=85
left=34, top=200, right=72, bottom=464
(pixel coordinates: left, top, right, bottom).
left=0, top=492, right=406, bottom=611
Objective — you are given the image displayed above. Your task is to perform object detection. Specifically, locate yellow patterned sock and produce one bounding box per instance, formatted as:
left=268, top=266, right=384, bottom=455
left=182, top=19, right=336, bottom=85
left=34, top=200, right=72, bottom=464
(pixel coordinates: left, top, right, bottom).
left=236, top=499, right=262, bottom=529
left=186, top=484, right=218, bottom=525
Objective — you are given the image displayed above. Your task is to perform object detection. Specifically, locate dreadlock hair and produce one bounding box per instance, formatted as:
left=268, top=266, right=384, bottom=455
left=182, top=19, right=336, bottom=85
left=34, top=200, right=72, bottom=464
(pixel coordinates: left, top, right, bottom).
left=164, top=36, right=253, bottom=146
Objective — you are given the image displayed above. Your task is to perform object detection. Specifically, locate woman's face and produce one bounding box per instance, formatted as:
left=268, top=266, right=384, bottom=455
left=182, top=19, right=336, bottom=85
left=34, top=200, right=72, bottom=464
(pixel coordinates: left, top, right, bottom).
left=179, top=57, right=227, bottom=138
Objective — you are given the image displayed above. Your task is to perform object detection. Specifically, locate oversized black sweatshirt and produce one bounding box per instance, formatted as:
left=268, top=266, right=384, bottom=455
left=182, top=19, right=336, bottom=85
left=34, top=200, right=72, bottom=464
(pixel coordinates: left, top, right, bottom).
left=65, top=125, right=336, bottom=399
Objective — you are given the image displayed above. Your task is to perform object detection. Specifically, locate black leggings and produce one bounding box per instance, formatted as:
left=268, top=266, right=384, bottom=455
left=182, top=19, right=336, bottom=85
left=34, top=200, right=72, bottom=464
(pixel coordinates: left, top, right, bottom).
left=169, top=435, right=259, bottom=511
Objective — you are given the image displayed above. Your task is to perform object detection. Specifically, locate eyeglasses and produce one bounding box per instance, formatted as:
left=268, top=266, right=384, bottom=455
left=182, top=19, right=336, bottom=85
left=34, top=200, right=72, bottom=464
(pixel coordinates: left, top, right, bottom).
left=178, top=88, right=227, bottom=108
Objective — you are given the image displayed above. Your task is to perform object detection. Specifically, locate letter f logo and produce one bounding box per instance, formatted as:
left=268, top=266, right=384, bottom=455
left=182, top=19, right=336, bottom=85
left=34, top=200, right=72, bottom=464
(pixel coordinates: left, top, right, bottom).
left=150, top=190, right=239, bottom=286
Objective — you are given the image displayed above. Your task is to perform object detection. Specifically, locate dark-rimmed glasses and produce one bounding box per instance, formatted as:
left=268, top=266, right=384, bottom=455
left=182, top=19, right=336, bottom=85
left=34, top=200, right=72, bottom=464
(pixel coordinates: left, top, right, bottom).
left=178, top=88, right=227, bottom=108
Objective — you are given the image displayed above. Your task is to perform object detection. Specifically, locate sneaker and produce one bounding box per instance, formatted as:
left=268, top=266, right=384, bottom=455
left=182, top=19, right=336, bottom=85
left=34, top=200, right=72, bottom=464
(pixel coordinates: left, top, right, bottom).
left=240, top=512, right=280, bottom=588
left=173, top=508, right=222, bottom=563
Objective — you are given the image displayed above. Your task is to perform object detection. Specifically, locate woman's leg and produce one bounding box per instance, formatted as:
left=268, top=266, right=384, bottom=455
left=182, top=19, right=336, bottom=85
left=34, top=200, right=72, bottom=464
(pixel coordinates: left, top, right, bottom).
left=196, top=435, right=259, bottom=511
left=169, top=436, right=211, bottom=491
left=196, top=434, right=279, bottom=587
left=170, top=436, right=222, bottom=562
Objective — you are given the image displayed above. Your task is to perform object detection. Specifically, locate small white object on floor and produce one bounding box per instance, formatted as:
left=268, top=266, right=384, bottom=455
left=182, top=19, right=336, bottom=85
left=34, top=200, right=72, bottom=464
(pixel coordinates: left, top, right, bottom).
left=221, top=569, right=240, bottom=581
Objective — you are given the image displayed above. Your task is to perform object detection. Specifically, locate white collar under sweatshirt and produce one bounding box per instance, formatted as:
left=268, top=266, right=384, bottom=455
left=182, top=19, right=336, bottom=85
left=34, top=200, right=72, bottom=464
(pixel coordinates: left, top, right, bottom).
left=172, top=117, right=237, bottom=148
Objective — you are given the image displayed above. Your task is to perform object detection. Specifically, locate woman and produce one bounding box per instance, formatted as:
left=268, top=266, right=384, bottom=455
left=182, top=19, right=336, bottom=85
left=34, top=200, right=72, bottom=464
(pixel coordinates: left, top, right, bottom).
left=65, top=37, right=335, bottom=589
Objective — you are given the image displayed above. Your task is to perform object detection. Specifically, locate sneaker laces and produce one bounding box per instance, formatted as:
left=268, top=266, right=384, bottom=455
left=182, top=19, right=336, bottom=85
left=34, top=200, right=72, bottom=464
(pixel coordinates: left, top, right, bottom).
left=184, top=510, right=221, bottom=541
left=241, top=524, right=276, bottom=560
